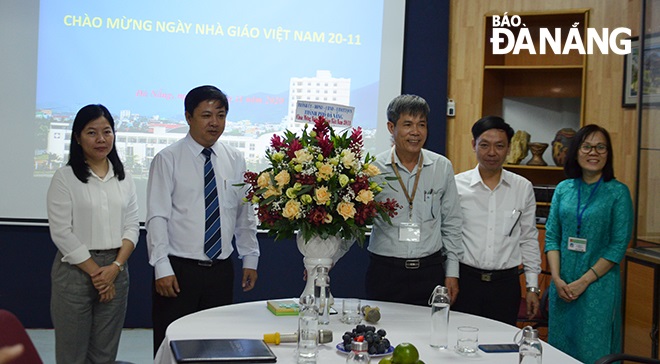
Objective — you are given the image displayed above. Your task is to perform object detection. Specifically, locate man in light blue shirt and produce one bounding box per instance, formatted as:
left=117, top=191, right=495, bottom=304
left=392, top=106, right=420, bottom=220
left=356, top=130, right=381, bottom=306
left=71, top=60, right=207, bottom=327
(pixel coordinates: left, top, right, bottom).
left=337, top=95, right=463, bottom=306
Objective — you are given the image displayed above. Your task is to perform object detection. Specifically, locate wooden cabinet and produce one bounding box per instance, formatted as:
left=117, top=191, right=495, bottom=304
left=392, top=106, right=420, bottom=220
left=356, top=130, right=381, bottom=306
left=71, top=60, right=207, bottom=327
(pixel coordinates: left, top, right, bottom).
left=502, top=165, right=565, bottom=186
left=503, top=165, right=565, bottom=225
left=481, top=8, right=588, bottom=166
left=482, top=10, right=589, bottom=223
left=482, top=9, right=589, bottom=120
left=624, top=250, right=660, bottom=359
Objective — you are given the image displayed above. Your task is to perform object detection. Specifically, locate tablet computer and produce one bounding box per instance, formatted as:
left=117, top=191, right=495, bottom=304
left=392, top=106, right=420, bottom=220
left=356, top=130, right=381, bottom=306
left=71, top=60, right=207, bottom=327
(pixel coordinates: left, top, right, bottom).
left=170, top=339, right=277, bottom=363
left=478, top=343, right=519, bottom=353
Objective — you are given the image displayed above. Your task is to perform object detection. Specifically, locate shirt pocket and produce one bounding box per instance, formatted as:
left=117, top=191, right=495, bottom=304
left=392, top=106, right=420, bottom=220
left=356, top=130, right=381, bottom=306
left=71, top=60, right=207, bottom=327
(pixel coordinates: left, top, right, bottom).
left=502, top=208, right=523, bottom=237
left=422, top=190, right=442, bottom=222
left=220, top=178, right=244, bottom=210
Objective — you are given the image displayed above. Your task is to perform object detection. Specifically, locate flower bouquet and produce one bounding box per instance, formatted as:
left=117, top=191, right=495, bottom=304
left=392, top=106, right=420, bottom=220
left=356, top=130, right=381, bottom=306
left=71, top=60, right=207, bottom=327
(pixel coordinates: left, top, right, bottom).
left=243, top=116, right=399, bottom=246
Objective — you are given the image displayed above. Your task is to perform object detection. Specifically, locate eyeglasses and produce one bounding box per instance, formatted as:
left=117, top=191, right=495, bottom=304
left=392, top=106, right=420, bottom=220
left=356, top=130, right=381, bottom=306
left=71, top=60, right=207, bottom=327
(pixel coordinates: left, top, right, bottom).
left=579, top=143, right=608, bottom=154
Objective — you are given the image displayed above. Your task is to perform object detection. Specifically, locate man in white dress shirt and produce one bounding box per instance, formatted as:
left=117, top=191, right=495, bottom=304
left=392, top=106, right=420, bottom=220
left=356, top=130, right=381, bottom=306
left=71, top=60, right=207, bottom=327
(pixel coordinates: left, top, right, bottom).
left=146, top=85, right=260, bottom=353
left=453, top=116, right=541, bottom=325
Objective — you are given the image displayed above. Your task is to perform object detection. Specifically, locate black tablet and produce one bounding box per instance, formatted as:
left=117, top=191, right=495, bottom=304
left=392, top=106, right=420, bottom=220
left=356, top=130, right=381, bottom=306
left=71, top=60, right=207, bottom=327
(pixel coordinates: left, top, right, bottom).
left=478, top=343, right=519, bottom=353
left=170, top=339, right=277, bottom=363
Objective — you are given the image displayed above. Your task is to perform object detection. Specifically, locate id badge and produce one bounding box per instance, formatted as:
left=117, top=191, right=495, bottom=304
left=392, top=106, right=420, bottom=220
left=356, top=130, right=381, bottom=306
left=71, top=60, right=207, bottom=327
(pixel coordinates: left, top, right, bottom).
left=399, top=222, right=421, bottom=242
left=567, top=237, right=587, bottom=252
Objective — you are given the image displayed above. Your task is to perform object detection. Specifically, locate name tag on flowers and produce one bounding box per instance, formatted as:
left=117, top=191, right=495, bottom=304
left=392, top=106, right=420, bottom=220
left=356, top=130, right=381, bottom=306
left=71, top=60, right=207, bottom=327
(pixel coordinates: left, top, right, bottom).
left=295, top=100, right=355, bottom=128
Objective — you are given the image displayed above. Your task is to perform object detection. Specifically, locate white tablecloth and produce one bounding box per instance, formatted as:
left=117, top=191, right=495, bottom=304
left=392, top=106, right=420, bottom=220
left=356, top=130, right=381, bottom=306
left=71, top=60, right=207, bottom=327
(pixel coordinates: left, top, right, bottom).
left=154, top=299, right=579, bottom=363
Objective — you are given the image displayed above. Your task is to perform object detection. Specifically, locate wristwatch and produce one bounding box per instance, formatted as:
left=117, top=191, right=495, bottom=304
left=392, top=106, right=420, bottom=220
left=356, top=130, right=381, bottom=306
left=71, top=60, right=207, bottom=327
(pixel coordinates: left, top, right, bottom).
left=526, top=287, right=541, bottom=296
left=112, top=261, right=124, bottom=272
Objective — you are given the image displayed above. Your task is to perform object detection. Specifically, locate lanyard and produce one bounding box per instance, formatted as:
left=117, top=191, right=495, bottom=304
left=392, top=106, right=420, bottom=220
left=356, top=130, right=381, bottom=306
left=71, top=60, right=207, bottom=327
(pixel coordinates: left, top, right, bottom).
left=576, top=177, right=602, bottom=237
left=391, top=150, right=424, bottom=220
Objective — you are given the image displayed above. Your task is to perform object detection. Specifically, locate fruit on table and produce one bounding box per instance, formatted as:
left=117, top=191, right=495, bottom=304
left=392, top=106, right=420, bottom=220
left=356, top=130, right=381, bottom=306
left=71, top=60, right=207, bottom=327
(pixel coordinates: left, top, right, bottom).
left=379, top=358, right=425, bottom=364
left=390, top=342, right=420, bottom=364
left=342, top=324, right=391, bottom=355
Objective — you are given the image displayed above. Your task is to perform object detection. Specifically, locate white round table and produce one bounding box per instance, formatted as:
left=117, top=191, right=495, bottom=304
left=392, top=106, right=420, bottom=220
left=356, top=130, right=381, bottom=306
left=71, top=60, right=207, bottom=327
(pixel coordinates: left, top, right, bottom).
left=154, top=299, right=579, bottom=363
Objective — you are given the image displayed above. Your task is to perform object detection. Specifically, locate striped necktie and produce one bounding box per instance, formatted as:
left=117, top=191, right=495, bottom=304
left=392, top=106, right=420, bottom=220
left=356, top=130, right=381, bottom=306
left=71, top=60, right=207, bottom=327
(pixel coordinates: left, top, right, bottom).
left=202, top=148, right=221, bottom=260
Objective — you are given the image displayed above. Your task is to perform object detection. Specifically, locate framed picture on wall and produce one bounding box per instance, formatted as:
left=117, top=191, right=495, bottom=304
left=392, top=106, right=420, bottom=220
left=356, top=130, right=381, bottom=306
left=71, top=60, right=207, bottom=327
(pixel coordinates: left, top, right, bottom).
left=622, top=36, right=640, bottom=107
left=623, top=35, right=660, bottom=107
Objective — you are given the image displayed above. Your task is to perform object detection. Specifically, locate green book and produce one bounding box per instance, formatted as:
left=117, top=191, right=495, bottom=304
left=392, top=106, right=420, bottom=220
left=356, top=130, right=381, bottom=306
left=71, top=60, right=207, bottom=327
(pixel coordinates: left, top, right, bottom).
left=266, top=300, right=299, bottom=316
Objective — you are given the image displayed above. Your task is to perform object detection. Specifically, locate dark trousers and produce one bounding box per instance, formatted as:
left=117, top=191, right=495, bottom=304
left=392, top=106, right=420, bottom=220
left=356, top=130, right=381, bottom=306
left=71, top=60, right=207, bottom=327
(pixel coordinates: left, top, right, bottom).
left=365, top=252, right=446, bottom=306
left=152, top=256, right=234, bottom=355
left=452, top=263, right=520, bottom=326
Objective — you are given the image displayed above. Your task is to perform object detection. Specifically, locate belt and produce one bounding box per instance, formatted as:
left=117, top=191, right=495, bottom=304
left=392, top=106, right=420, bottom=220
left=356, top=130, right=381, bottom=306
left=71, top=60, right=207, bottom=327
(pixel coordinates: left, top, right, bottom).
left=460, top=263, right=519, bottom=282
left=370, top=251, right=445, bottom=270
left=169, top=255, right=227, bottom=267
left=89, top=248, right=119, bottom=254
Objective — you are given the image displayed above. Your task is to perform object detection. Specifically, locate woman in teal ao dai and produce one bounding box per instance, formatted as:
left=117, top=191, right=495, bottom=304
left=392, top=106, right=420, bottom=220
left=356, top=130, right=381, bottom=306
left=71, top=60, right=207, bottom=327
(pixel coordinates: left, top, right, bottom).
left=544, top=125, right=633, bottom=364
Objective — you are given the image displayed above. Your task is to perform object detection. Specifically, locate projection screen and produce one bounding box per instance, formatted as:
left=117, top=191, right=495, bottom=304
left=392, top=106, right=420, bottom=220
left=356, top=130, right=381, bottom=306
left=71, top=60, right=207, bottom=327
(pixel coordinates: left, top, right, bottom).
left=0, top=0, right=406, bottom=223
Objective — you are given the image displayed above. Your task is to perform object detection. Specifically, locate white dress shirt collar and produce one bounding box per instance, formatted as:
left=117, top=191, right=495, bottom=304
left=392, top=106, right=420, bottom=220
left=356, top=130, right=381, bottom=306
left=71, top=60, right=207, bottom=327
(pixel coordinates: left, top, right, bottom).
left=467, top=165, right=513, bottom=191
left=183, top=133, right=218, bottom=158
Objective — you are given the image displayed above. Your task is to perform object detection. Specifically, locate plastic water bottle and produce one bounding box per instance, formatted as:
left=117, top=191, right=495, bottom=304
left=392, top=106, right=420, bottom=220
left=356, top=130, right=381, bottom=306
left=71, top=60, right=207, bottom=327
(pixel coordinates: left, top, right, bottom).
left=346, top=340, right=370, bottom=363
left=518, top=327, right=542, bottom=364
left=429, top=285, right=450, bottom=349
left=297, top=295, right=318, bottom=363
left=313, top=266, right=330, bottom=325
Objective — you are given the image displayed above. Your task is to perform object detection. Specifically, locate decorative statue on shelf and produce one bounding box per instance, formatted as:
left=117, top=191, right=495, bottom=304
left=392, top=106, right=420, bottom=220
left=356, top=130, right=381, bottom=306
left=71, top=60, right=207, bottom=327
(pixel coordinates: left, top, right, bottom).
left=527, top=142, right=549, bottom=166
left=551, top=128, right=576, bottom=166
left=506, top=130, right=530, bottom=165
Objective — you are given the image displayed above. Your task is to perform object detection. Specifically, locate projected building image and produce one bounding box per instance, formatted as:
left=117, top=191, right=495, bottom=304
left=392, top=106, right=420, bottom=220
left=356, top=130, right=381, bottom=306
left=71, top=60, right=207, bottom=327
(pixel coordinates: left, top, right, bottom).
left=37, top=70, right=369, bottom=178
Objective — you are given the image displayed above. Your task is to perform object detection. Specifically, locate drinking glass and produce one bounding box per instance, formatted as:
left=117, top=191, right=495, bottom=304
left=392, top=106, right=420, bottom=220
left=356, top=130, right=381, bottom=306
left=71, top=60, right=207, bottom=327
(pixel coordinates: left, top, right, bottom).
left=456, top=326, right=479, bottom=355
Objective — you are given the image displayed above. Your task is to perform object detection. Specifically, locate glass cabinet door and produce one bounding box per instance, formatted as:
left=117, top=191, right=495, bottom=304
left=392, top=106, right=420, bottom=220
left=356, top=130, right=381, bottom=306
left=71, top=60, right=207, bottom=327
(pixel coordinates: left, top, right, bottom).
left=635, top=0, right=660, bottom=250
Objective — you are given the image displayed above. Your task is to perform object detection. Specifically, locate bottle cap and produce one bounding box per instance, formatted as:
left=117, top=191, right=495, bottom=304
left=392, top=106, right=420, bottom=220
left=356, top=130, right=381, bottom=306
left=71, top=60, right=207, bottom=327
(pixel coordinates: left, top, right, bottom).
left=428, top=285, right=449, bottom=305
left=351, top=340, right=369, bottom=352
left=523, top=328, right=539, bottom=340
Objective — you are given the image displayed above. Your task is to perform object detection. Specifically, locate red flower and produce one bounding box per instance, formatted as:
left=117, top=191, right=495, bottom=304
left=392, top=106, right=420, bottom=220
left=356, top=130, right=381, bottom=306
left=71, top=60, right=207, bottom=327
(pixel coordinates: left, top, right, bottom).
left=286, top=139, right=303, bottom=159
left=270, top=134, right=286, bottom=151
left=243, top=171, right=258, bottom=186
left=243, top=171, right=259, bottom=200
left=258, top=205, right=282, bottom=226
left=349, top=127, right=364, bottom=157
left=355, top=202, right=378, bottom=225
left=381, top=198, right=401, bottom=218
left=313, top=115, right=330, bottom=137
left=308, top=206, right=327, bottom=226
left=316, top=135, right=334, bottom=158
left=350, top=175, right=370, bottom=195
left=295, top=173, right=316, bottom=186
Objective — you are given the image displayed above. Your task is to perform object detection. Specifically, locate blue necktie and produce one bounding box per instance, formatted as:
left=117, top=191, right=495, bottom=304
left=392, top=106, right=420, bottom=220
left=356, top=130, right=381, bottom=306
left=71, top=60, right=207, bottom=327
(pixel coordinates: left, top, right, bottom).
left=202, top=148, right=221, bottom=260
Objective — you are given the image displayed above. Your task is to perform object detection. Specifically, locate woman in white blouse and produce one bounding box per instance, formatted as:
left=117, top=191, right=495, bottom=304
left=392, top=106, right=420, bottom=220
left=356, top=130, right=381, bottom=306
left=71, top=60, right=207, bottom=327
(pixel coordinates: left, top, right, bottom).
left=47, top=104, right=139, bottom=364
